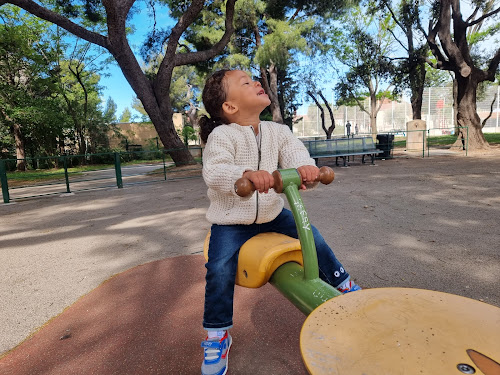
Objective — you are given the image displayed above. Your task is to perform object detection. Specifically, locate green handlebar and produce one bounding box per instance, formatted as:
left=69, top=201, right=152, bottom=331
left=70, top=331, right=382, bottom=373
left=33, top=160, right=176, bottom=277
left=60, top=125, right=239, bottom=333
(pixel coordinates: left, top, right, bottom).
left=234, top=166, right=335, bottom=282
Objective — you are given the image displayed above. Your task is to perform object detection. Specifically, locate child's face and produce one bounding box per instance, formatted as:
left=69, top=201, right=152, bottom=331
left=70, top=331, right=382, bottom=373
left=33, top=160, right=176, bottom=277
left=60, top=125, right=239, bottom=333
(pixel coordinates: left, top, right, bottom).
left=222, top=70, right=271, bottom=118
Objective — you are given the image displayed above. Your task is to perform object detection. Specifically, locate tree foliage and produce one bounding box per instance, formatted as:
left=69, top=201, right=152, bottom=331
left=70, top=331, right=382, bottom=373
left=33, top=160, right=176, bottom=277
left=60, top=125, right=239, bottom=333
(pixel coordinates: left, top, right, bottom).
left=0, top=6, right=66, bottom=169
left=371, top=0, right=429, bottom=120
left=1, top=0, right=237, bottom=167
left=0, top=5, right=118, bottom=166
left=331, top=6, right=397, bottom=135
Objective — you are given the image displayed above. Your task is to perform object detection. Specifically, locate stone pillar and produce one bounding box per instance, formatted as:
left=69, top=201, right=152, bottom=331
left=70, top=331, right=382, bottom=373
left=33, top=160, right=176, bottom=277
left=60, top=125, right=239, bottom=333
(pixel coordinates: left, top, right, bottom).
left=406, top=120, right=427, bottom=153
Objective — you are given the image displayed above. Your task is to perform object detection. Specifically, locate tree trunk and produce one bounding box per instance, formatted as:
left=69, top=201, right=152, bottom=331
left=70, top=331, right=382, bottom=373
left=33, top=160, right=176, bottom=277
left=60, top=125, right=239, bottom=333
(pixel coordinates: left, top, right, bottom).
left=410, top=61, right=426, bottom=120
left=266, top=64, right=283, bottom=123
left=453, top=72, right=488, bottom=150
left=306, top=91, right=326, bottom=137
left=254, top=25, right=283, bottom=124
left=144, top=100, right=194, bottom=166
left=12, top=123, right=26, bottom=171
left=308, top=91, right=335, bottom=139
left=186, top=102, right=198, bottom=129
left=370, top=93, right=378, bottom=136
left=318, top=92, right=335, bottom=138
left=78, top=131, right=87, bottom=156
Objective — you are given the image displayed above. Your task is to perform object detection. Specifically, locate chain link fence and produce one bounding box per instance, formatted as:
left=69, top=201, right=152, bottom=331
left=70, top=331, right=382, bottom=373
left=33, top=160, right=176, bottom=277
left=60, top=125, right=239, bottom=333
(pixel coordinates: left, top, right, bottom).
left=293, top=85, right=500, bottom=138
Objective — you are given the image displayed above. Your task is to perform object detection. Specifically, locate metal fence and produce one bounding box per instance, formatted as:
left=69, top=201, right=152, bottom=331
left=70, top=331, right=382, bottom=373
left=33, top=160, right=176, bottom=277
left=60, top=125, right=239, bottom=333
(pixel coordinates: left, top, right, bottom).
left=0, top=148, right=202, bottom=204
left=293, top=85, right=500, bottom=137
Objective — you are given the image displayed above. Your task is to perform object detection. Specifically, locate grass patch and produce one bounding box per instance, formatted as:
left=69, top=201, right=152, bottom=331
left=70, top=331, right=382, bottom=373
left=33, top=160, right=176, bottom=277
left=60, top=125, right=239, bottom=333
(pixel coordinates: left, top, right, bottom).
left=485, top=133, right=500, bottom=144
left=5, top=158, right=167, bottom=187
left=393, top=132, right=500, bottom=148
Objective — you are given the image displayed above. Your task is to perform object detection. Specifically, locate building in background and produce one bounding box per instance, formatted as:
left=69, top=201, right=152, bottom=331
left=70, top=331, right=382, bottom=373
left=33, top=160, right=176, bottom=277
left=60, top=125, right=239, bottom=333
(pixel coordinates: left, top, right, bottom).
left=108, top=113, right=185, bottom=150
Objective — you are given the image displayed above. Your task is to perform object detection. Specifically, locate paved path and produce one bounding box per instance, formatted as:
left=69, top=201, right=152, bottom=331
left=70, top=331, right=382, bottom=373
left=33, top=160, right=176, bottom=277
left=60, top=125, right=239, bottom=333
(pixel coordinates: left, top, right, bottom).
left=7, top=163, right=171, bottom=200
left=1, top=151, right=499, bottom=373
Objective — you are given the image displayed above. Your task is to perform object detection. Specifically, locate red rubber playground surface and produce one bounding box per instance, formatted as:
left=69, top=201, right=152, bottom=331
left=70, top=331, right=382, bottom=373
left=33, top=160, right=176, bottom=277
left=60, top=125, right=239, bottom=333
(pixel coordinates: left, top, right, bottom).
left=0, top=255, right=308, bottom=375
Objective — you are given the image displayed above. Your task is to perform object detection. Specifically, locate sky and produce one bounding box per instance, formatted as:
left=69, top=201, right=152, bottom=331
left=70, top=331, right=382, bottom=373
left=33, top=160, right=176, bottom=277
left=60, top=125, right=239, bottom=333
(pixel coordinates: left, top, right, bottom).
left=97, top=1, right=482, bottom=120
left=98, top=5, right=175, bottom=120
left=97, top=4, right=319, bottom=119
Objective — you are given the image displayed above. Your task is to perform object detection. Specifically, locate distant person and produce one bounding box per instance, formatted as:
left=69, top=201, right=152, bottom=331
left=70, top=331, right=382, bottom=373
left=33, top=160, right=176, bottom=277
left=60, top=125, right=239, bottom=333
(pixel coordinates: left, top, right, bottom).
left=355, top=124, right=359, bottom=135
left=346, top=121, right=351, bottom=136
left=198, top=69, right=362, bottom=375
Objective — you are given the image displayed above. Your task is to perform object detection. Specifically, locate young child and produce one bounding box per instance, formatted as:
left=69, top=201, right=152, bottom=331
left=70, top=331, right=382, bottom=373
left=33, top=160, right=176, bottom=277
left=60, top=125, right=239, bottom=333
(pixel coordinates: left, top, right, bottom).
left=199, top=69, right=361, bottom=375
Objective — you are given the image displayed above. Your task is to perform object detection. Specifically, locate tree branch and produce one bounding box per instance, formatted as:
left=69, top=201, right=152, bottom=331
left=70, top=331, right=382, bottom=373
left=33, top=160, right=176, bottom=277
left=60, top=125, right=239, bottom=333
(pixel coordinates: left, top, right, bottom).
left=381, top=0, right=405, bottom=35
left=162, top=0, right=205, bottom=68
left=173, top=0, right=236, bottom=66
left=288, top=7, right=301, bottom=22
left=386, top=23, right=407, bottom=52
left=318, top=91, right=335, bottom=136
left=437, top=0, right=471, bottom=77
left=482, top=93, right=497, bottom=128
left=467, top=6, right=500, bottom=27
left=4, top=0, right=108, bottom=48
left=307, top=91, right=327, bottom=135
left=487, top=47, right=500, bottom=80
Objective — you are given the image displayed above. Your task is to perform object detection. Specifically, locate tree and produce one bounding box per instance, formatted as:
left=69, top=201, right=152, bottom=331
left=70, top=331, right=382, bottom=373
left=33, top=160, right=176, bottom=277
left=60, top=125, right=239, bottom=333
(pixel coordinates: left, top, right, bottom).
left=0, top=0, right=236, bottom=167
left=333, top=6, right=396, bottom=136
left=103, top=97, right=117, bottom=124
left=374, top=0, right=429, bottom=120
left=132, top=64, right=202, bottom=128
left=426, top=0, right=500, bottom=149
left=55, top=58, right=102, bottom=155
left=119, top=108, right=132, bottom=123
left=306, top=91, right=336, bottom=138
left=255, top=18, right=314, bottom=123
left=215, top=0, right=358, bottom=126
left=0, top=6, right=66, bottom=170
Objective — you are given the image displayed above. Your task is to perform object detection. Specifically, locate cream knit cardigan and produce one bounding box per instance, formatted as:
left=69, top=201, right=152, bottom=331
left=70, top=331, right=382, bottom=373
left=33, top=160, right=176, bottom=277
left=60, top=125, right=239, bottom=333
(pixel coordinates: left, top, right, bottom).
left=202, top=121, right=316, bottom=225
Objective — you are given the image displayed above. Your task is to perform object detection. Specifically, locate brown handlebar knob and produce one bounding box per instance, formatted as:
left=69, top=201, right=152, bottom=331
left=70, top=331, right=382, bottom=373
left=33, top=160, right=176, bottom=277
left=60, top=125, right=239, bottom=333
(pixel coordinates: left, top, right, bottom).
left=234, top=177, right=255, bottom=197
left=234, top=166, right=335, bottom=197
left=318, top=166, right=335, bottom=185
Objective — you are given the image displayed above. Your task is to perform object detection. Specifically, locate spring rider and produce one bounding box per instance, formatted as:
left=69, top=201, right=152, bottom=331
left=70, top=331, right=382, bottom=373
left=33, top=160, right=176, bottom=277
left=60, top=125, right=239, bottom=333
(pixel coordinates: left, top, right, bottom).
left=204, top=166, right=500, bottom=375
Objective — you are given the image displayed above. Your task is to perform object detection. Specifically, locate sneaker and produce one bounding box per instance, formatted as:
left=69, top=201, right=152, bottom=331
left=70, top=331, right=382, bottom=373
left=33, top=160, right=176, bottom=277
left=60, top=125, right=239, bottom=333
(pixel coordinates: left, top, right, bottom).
left=201, top=331, right=232, bottom=375
left=337, top=280, right=362, bottom=293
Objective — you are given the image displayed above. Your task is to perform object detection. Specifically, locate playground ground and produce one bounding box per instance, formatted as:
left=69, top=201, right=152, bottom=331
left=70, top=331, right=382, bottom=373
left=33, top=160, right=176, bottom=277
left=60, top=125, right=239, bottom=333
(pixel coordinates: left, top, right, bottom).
left=0, top=148, right=499, bottom=374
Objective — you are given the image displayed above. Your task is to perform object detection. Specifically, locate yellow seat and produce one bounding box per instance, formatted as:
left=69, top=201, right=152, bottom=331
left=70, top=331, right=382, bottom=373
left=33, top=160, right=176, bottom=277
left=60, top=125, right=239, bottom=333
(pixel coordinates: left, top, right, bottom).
left=203, top=232, right=303, bottom=288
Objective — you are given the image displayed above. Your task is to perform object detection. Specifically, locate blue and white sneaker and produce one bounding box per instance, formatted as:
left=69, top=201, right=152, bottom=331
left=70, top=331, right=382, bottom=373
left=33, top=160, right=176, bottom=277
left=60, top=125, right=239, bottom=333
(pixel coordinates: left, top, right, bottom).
left=337, top=280, right=362, bottom=293
left=201, top=331, right=232, bottom=375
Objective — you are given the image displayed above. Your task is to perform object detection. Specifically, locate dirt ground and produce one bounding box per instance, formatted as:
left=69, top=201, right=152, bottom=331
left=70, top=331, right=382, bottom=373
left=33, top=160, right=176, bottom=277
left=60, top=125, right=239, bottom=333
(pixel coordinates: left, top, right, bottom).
left=1, top=149, right=499, bottom=357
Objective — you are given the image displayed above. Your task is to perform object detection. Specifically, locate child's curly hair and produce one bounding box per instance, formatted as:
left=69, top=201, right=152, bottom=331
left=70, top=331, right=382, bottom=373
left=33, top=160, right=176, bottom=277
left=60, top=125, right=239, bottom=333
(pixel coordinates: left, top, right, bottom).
left=199, top=69, right=230, bottom=144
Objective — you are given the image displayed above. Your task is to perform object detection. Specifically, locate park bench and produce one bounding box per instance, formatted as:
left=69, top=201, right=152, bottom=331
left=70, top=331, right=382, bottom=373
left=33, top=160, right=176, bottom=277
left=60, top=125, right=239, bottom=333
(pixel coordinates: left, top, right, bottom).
left=302, top=137, right=383, bottom=167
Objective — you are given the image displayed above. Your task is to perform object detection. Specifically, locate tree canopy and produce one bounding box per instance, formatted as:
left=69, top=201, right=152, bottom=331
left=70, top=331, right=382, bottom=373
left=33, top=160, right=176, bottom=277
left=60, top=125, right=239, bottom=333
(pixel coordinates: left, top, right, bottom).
left=1, top=0, right=237, bottom=166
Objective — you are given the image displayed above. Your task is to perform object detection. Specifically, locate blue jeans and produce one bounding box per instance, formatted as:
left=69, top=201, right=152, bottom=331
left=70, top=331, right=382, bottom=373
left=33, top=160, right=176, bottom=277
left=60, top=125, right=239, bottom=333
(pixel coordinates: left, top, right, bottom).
left=203, top=208, right=350, bottom=330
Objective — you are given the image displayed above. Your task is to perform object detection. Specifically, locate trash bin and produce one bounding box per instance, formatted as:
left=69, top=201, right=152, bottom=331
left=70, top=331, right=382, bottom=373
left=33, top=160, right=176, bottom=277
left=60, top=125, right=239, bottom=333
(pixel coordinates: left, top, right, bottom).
left=376, top=134, right=394, bottom=158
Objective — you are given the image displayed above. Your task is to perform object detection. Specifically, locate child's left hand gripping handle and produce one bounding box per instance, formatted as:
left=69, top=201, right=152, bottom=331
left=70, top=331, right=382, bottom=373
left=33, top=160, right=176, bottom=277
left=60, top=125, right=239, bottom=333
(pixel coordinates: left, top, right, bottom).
left=234, top=166, right=334, bottom=197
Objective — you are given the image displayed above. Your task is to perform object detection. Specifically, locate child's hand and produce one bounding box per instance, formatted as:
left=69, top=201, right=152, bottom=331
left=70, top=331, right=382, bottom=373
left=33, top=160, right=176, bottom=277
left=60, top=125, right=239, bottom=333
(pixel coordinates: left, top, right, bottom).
left=297, top=165, right=320, bottom=190
left=242, top=170, right=274, bottom=193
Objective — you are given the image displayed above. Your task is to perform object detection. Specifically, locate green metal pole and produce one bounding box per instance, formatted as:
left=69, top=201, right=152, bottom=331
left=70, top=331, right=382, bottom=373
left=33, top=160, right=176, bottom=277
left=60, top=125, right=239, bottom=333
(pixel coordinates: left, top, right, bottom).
left=270, top=262, right=341, bottom=315
left=427, top=129, right=430, bottom=157
left=114, top=152, right=123, bottom=188
left=422, top=130, right=425, bottom=158
left=63, top=155, right=71, bottom=193
left=279, top=168, right=318, bottom=281
left=466, top=127, right=469, bottom=156
left=0, top=160, right=10, bottom=203
left=162, top=150, right=167, bottom=180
